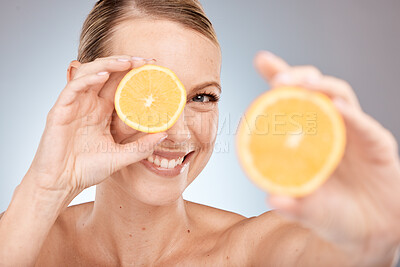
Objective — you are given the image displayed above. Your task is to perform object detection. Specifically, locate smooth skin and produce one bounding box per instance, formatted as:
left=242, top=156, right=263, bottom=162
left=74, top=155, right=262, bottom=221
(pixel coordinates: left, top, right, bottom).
left=0, top=19, right=400, bottom=266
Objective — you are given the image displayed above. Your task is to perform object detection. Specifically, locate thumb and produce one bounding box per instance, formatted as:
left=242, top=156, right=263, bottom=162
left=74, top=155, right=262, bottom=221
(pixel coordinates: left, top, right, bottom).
left=268, top=195, right=302, bottom=221
left=254, top=51, right=291, bottom=83
left=111, top=132, right=168, bottom=171
left=268, top=188, right=341, bottom=233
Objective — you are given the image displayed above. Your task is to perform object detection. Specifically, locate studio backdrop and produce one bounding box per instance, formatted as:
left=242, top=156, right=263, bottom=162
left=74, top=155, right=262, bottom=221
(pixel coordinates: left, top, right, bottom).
left=1, top=0, right=399, bottom=218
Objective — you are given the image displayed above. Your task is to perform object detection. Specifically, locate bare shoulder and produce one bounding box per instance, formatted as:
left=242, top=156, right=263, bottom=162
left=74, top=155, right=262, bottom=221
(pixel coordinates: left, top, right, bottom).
left=184, top=202, right=308, bottom=265
left=184, top=200, right=291, bottom=240
left=184, top=200, right=247, bottom=231
left=212, top=209, right=286, bottom=246
left=235, top=209, right=309, bottom=243
left=225, top=209, right=311, bottom=265
left=187, top=206, right=309, bottom=266
left=35, top=202, right=94, bottom=266
left=1, top=203, right=92, bottom=266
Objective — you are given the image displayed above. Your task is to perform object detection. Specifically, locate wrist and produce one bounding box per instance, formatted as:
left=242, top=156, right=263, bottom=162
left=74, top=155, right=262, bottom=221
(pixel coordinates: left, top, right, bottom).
left=357, top=245, right=400, bottom=267
left=19, top=172, right=78, bottom=216
left=336, top=236, right=400, bottom=267
left=23, top=168, right=81, bottom=196
left=0, top=172, right=78, bottom=266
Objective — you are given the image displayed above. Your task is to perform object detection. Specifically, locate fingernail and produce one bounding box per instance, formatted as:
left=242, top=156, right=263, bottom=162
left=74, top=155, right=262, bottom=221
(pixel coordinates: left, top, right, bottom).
left=144, top=58, right=157, bottom=63
left=156, top=134, right=168, bottom=144
left=132, top=56, right=145, bottom=61
left=97, top=71, right=109, bottom=76
left=274, top=73, right=291, bottom=84
left=117, top=58, right=130, bottom=62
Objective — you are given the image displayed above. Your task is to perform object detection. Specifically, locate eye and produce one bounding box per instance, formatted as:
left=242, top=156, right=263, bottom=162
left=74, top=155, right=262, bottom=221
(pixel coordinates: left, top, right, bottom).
left=192, top=94, right=208, bottom=103
left=191, top=93, right=220, bottom=103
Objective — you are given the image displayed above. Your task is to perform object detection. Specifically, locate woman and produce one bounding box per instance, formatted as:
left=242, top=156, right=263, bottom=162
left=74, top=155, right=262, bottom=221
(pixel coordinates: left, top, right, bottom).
left=1, top=0, right=399, bottom=266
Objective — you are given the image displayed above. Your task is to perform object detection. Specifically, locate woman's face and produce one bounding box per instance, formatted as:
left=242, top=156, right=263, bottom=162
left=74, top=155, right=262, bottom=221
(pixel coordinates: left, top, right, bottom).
left=105, top=19, right=221, bottom=205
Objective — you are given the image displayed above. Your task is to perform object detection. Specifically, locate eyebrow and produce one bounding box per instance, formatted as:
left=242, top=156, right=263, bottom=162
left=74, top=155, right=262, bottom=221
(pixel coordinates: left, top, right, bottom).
left=191, top=81, right=221, bottom=94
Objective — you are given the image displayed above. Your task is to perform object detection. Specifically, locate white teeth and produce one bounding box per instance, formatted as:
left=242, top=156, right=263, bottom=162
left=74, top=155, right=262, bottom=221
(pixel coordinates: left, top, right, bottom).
left=160, top=159, right=169, bottom=168
left=147, top=155, right=154, bottom=163
left=145, top=155, right=186, bottom=169
left=167, top=159, right=176, bottom=169
left=154, top=157, right=160, bottom=166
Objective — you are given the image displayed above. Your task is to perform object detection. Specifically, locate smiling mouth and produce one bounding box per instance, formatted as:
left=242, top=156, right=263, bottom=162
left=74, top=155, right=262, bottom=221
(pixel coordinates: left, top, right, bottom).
left=146, top=154, right=184, bottom=169
left=140, top=151, right=195, bottom=177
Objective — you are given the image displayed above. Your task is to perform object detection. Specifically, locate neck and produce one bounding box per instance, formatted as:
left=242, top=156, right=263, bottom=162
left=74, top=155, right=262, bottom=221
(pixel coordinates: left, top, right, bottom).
left=86, top=178, right=191, bottom=264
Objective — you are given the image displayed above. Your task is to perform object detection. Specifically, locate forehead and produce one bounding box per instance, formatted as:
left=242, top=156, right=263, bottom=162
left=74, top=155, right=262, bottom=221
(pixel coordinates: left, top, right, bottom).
left=111, top=19, right=221, bottom=89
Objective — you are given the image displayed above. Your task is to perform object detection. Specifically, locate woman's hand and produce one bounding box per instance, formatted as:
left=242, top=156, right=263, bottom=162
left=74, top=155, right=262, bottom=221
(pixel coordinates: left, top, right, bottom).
left=27, top=56, right=167, bottom=195
left=254, top=51, right=400, bottom=265
left=1, top=56, right=168, bottom=266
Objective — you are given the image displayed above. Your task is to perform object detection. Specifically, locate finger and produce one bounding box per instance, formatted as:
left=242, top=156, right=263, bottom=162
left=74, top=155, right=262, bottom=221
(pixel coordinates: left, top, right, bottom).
left=254, top=51, right=291, bottom=83
left=57, top=72, right=110, bottom=106
left=94, top=55, right=156, bottom=63
left=111, top=132, right=168, bottom=171
left=73, top=56, right=133, bottom=80
left=95, top=55, right=156, bottom=68
left=75, top=56, right=156, bottom=80
left=268, top=191, right=342, bottom=239
left=303, top=76, right=361, bottom=109
left=270, top=67, right=361, bottom=110
left=333, top=98, right=382, bottom=141
left=268, top=195, right=310, bottom=226
left=98, top=58, right=157, bottom=102
left=332, top=98, right=398, bottom=160
left=270, top=66, right=322, bottom=88
left=268, top=183, right=337, bottom=226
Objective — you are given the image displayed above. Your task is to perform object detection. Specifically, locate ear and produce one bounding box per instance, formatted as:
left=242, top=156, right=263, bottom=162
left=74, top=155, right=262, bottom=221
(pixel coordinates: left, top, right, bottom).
left=67, top=60, right=82, bottom=82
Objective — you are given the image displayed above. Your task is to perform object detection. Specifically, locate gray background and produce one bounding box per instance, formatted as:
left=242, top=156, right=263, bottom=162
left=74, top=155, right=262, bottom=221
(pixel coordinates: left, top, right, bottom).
left=1, top=0, right=399, bottom=222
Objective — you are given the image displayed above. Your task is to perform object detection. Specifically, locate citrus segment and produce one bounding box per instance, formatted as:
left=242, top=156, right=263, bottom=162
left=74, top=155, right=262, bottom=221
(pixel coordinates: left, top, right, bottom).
left=236, top=86, right=346, bottom=197
left=115, top=64, right=186, bottom=133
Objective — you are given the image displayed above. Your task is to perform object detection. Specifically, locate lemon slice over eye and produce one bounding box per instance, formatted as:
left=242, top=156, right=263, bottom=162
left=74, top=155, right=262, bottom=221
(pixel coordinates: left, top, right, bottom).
left=236, top=86, right=346, bottom=197
left=114, top=64, right=186, bottom=133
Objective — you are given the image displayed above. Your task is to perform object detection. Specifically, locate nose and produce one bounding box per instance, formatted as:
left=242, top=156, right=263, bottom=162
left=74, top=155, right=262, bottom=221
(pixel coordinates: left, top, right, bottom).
left=165, top=112, right=191, bottom=145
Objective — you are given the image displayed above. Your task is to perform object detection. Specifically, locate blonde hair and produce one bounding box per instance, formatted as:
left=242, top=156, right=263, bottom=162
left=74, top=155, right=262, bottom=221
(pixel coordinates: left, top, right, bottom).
left=77, top=0, right=219, bottom=63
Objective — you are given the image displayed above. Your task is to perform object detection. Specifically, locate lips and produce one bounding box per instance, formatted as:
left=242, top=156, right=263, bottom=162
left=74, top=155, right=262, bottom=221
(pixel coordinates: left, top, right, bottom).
left=140, top=150, right=195, bottom=177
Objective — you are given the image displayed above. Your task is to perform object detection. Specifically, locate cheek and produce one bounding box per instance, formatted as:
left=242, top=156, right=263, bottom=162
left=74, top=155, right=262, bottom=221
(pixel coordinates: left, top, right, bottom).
left=186, top=107, right=219, bottom=147
left=185, top=107, right=218, bottom=183
left=110, top=111, right=140, bottom=143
